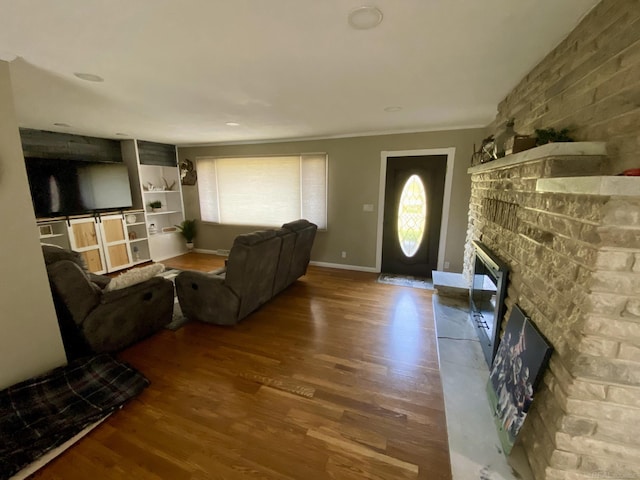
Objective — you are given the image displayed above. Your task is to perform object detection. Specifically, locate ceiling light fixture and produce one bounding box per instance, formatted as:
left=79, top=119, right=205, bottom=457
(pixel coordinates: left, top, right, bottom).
left=53, top=122, right=71, bottom=127
left=384, top=106, right=403, bottom=112
left=115, top=132, right=129, bottom=136
left=348, top=6, right=383, bottom=30
left=74, top=72, right=104, bottom=82
left=225, top=122, right=240, bottom=126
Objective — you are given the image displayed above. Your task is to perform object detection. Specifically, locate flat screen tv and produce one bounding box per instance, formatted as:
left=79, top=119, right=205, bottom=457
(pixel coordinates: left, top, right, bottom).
left=25, top=158, right=133, bottom=218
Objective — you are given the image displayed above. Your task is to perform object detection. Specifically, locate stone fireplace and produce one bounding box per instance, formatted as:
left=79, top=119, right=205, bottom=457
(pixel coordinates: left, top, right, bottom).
left=464, top=142, right=640, bottom=479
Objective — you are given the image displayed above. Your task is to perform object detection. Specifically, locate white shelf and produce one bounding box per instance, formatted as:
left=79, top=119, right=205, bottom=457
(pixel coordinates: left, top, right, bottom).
left=143, top=190, right=181, bottom=194
left=105, top=240, right=127, bottom=247
left=149, top=231, right=180, bottom=237
left=130, top=237, right=148, bottom=243
left=126, top=221, right=146, bottom=226
left=39, top=233, right=64, bottom=239
left=146, top=210, right=181, bottom=216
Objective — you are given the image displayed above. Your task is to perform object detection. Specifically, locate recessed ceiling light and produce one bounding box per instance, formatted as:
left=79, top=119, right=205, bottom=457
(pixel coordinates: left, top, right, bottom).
left=225, top=122, right=240, bottom=127
left=74, top=72, right=104, bottom=82
left=348, top=6, right=383, bottom=30
left=384, top=106, right=403, bottom=112
left=115, top=132, right=129, bottom=136
left=53, top=122, right=71, bottom=127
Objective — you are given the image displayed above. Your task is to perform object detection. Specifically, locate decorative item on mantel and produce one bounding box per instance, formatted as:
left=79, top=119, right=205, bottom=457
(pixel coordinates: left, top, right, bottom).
left=148, top=200, right=162, bottom=212
left=492, top=118, right=538, bottom=157
left=534, top=127, right=574, bottom=146
left=471, top=135, right=497, bottom=166
left=500, top=118, right=536, bottom=156
left=504, top=134, right=537, bottom=156
left=494, top=119, right=516, bottom=158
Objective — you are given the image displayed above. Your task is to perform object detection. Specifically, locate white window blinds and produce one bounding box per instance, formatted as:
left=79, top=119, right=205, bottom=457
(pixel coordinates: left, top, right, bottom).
left=197, top=154, right=327, bottom=228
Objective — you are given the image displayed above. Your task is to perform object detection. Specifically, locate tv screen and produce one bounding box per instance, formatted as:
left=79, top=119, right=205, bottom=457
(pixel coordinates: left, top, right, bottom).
left=25, top=158, right=133, bottom=217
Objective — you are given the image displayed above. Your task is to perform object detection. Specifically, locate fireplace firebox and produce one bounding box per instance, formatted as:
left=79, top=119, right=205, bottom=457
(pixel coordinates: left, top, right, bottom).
left=469, top=241, right=509, bottom=366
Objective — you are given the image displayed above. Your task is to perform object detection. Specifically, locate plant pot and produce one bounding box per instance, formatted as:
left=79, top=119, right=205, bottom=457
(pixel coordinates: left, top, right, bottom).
left=186, top=242, right=194, bottom=251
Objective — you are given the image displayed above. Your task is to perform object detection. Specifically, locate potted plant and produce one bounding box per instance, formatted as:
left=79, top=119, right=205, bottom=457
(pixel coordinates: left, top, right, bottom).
left=534, top=127, right=574, bottom=146
left=149, top=200, right=162, bottom=212
left=176, top=219, right=197, bottom=250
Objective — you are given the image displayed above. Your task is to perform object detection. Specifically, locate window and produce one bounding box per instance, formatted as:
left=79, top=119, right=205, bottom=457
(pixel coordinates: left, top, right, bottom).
left=397, top=174, right=426, bottom=257
left=197, top=154, right=327, bottom=229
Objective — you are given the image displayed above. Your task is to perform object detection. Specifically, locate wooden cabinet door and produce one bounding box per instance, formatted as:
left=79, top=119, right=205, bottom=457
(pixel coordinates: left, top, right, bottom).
left=68, top=218, right=107, bottom=274
left=99, top=215, right=133, bottom=271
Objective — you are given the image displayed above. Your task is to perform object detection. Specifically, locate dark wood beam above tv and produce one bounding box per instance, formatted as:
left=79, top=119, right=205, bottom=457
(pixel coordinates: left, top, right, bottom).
left=20, top=128, right=123, bottom=163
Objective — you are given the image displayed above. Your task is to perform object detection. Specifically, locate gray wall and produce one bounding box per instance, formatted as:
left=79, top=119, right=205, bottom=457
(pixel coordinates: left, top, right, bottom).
left=179, top=128, right=484, bottom=272
left=0, top=61, right=66, bottom=389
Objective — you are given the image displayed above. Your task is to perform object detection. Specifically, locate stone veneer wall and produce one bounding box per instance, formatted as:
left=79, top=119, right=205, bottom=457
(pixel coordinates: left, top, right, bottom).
left=487, top=0, right=640, bottom=174
left=464, top=145, right=640, bottom=479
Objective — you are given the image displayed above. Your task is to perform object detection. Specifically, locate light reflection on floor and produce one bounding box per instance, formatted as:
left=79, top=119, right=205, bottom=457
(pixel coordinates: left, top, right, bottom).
left=387, top=291, right=423, bottom=367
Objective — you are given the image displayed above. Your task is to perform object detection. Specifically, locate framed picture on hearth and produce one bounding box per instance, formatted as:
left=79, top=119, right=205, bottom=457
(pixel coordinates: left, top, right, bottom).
left=487, top=305, right=552, bottom=455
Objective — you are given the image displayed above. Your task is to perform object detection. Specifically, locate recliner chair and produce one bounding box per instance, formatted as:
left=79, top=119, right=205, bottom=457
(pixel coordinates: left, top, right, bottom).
left=175, top=230, right=282, bottom=325
left=42, top=245, right=174, bottom=360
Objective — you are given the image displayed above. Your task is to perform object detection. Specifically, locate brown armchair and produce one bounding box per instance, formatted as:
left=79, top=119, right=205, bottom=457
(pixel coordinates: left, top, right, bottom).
left=42, top=246, right=174, bottom=360
left=175, top=230, right=282, bottom=325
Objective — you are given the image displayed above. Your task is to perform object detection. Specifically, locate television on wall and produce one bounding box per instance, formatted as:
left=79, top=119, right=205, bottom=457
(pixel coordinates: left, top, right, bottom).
left=25, top=158, right=133, bottom=218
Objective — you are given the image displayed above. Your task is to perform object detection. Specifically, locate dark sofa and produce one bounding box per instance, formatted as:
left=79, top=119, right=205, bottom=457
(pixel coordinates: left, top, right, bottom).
left=42, top=245, right=174, bottom=360
left=175, top=219, right=317, bottom=325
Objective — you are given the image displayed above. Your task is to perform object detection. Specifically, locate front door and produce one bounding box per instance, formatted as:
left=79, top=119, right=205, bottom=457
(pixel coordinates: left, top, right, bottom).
left=381, top=155, right=447, bottom=277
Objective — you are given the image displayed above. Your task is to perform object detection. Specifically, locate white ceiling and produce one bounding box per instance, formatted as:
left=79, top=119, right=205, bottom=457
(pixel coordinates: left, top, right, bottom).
left=0, top=0, right=599, bottom=145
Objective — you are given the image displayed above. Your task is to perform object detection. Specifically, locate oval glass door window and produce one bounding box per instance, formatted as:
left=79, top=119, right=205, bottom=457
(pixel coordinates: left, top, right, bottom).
left=397, top=174, right=427, bottom=258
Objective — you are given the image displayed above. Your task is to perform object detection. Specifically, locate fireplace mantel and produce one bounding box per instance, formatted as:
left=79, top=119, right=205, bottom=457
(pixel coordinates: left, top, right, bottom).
left=537, top=175, right=640, bottom=196
left=468, top=141, right=607, bottom=174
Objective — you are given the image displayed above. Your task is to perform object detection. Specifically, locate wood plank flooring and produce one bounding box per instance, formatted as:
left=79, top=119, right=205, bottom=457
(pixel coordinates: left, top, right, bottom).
left=30, top=253, right=451, bottom=479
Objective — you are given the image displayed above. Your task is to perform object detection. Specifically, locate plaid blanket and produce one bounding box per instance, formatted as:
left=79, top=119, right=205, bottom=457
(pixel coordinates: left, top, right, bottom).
left=0, top=354, right=149, bottom=479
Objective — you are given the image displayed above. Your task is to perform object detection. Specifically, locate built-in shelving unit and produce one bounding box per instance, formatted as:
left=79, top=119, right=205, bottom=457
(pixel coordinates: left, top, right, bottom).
left=122, top=139, right=186, bottom=261
left=123, top=210, right=151, bottom=265
left=37, top=219, right=71, bottom=250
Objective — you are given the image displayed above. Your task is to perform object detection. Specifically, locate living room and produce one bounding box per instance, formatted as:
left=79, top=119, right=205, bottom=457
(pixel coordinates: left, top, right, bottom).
left=2, top=1, right=640, bottom=479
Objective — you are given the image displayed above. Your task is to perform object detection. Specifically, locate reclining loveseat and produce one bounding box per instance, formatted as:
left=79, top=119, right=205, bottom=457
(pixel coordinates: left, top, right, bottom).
left=175, top=219, right=317, bottom=325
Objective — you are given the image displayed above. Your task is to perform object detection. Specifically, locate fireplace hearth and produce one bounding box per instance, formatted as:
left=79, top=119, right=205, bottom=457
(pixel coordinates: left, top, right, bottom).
left=469, top=240, right=508, bottom=366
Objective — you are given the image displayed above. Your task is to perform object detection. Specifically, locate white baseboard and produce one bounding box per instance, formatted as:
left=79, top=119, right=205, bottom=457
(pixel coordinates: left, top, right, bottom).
left=309, top=261, right=378, bottom=273
left=182, top=248, right=380, bottom=273
left=183, top=252, right=377, bottom=273
left=192, top=248, right=228, bottom=256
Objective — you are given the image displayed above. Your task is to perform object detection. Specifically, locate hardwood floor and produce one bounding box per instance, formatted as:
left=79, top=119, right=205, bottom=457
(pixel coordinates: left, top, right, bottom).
left=31, top=253, right=451, bottom=479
